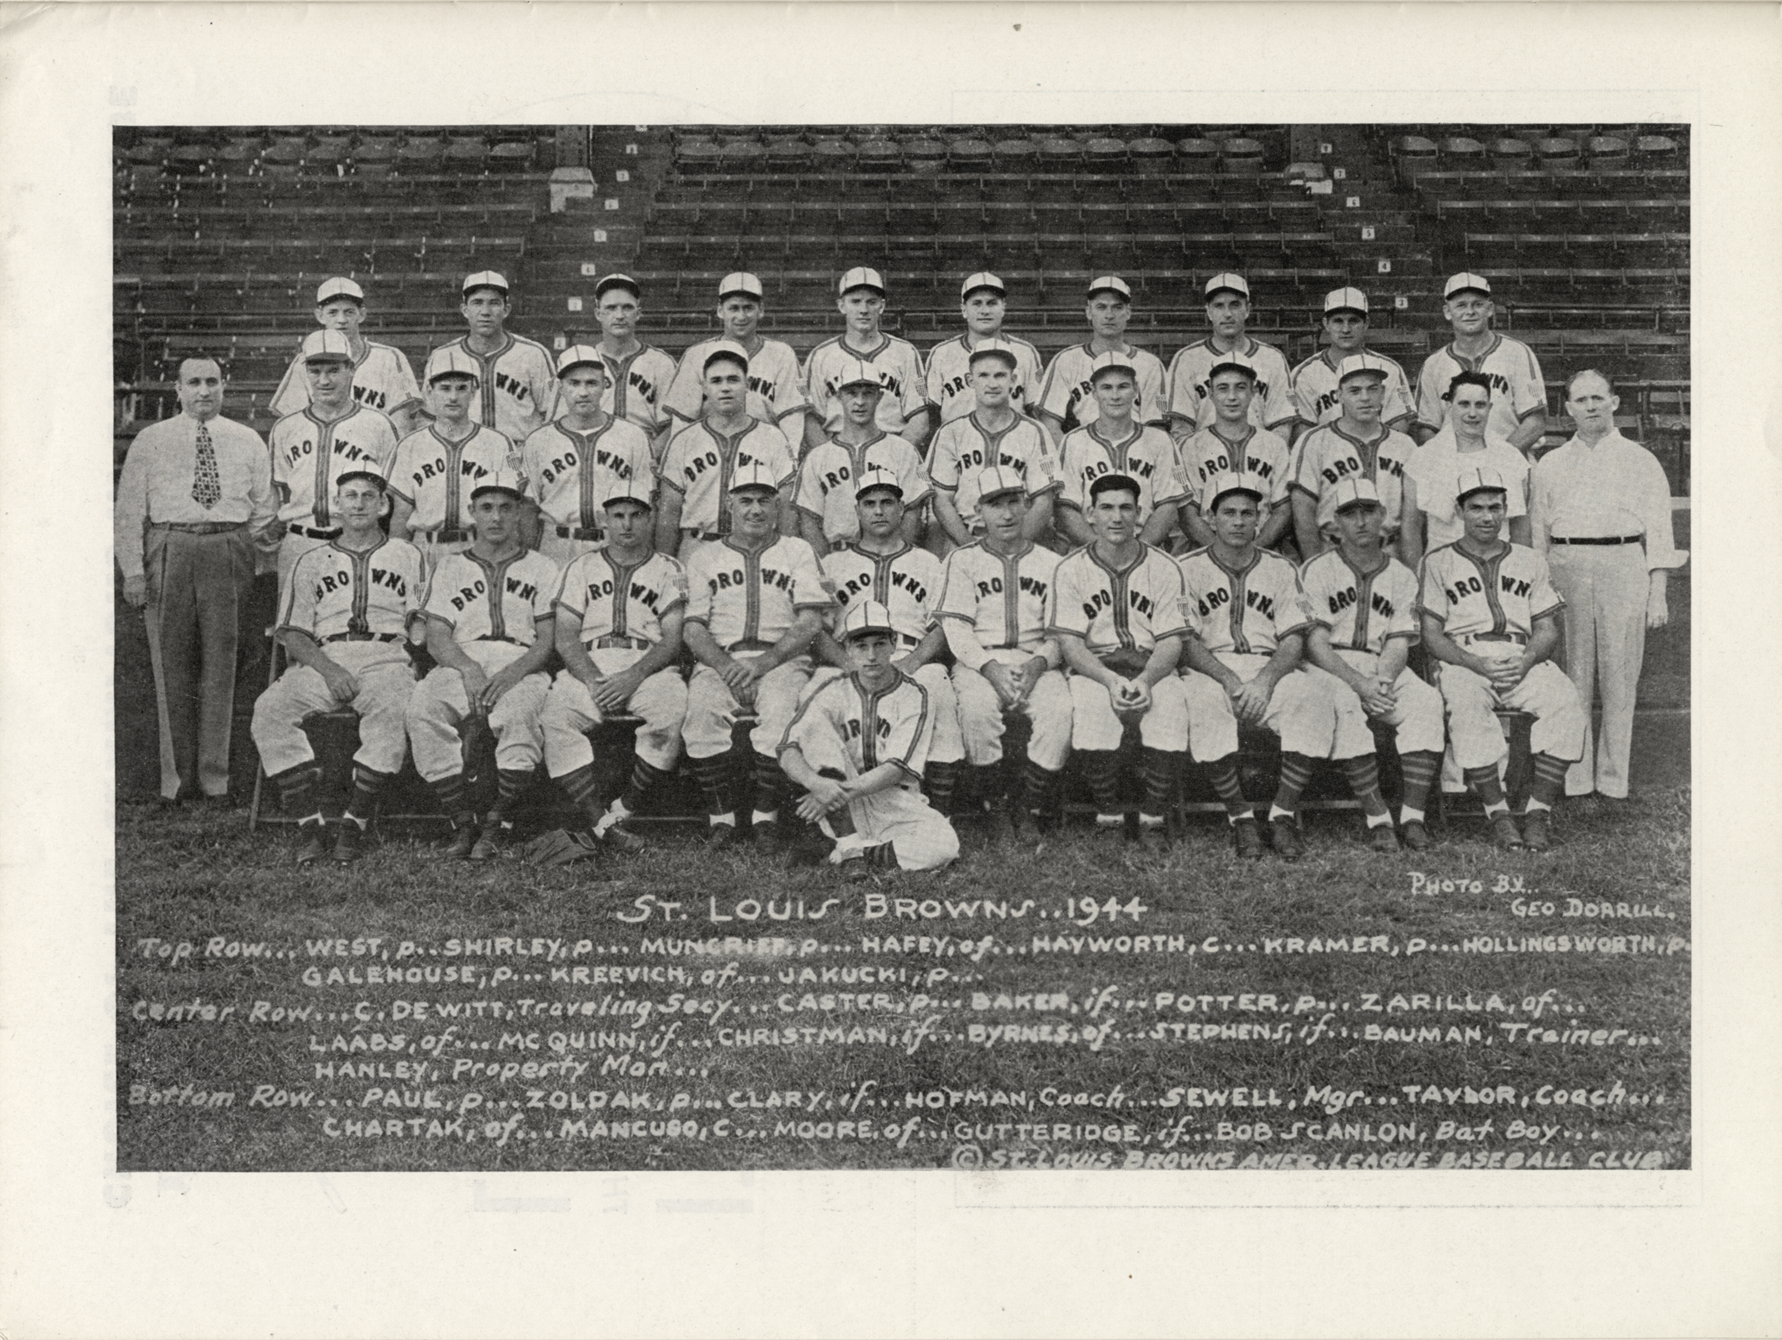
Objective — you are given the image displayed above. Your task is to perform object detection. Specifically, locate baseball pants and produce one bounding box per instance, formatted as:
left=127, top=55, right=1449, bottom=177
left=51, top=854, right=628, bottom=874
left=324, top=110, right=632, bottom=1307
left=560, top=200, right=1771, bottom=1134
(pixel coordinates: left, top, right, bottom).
left=1069, top=673, right=1189, bottom=752
left=683, top=657, right=812, bottom=761
left=406, top=641, right=551, bottom=782
left=252, top=642, right=417, bottom=777
left=951, top=656, right=1072, bottom=770
left=1549, top=544, right=1649, bottom=798
left=1181, top=654, right=1336, bottom=762
left=1315, top=651, right=1446, bottom=759
left=141, top=524, right=256, bottom=800
left=542, top=659, right=688, bottom=776
left=1434, top=656, right=1586, bottom=771
left=805, top=662, right=964, bottom=765
left=793, top=725, right=959, bottom=872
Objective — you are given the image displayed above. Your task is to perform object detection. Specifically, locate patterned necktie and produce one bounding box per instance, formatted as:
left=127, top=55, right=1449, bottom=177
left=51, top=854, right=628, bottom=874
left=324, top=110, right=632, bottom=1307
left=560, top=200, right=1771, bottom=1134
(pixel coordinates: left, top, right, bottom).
left=192, top=421, right=221, bottom=509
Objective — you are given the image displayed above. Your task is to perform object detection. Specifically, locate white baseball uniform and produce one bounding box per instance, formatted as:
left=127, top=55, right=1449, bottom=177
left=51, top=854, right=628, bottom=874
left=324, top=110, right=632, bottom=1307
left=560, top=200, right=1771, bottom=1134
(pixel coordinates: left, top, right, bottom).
left=657, top=418, right=798, bottom=546
left=1289, top=347, right=1416, bottom=431
left=803, top=335, right=928, bottom=438
left=269, top=340, right=422, bottom=424
left=266, top=404, right=400, bottom=591
left=1165, top=337, right=1296, bottom=434
left=1402, top=427, right=1530, bottom=551
left=664, top=336, right=808, bottom=429
left=928, top=413, right=1061, bottom=535
left=1177, top=425, right=1293, bottom=516
left=432, top=333, right=558, bottom=445
left=1415, top=334, right=1547, bottom=443
left=795, top=433, right=932, bottom=547
left=1035, top=342, right=1168, bottom=432
left=522, top=417, right=654, bottom=564
left=1056, top=424, right=1187, bottom=530
left=388, top=424, right=522, bottom=572
left=1290, top=422, right=1415, bottom=534
left=591, top=344, right=680, bottom=440
left=924, top=332, right=1044, bottom=425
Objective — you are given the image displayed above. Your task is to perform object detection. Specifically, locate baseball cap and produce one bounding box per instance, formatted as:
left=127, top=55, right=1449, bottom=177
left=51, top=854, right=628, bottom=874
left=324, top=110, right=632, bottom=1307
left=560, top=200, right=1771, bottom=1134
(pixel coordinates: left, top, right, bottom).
left=967, top=339, right=1019, bottom=370
left=976, top=465, right=1030, bottom=504
left=1206, top=471, right=1267, bottom=510
left=1335, top=352, right=1393, bottom=385
left=335, top=468, right=388, bottom=492
left=470, top=468, right=526, bottom=503
left=1329, top=478, right=1384, bottom=513
left=555, top=344, right=608, bottom=378
left=1088, top=349, right=1138, bottom=383
left=835, top=358, right=883, bottom=392
left=960, top=271, right=1006, bottom=298
left=424, top=346, right=481, bottom=384
left=300, top=330, right=354, bottom=362
left=1088, top=472, right=1141, bottom=502
left=702, top=339, right=751, bottom=374
left=1455, top=466, right=1508, bottom=502
left=595, top=273, right=642, bottom=300
left=1205, top=273, right=1250, bottom=300
left=718, top=272, right=765, bottom=301
left=461, top=270, right=509, bottom=296
left=840, top=599, right=897, bottom=642
left=1444, top=272, right=1492, bottom=300
left=1208, top=353, right=1258, bottom=383
left=838, top=266, right=886, bottom=297
left=728, top=461, right=781, bottom=495
left=601, top=480, right=653, bottom=510
left=315, top=276, right=365, bottom=305
left=854, top=467, right=904, bottom=501
left=1323, top=287, right=1370, bottom=316
left=1086, top=275, right=1132, bottom=300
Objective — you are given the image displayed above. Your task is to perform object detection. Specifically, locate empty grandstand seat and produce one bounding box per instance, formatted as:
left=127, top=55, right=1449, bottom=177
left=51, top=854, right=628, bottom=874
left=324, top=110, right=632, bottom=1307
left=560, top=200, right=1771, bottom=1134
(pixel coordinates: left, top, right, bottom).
left=903, top=137, right=946, bottom=174
left=168, top=143, right=211, bottom=176
left=719, top=140, right=765, bottom=172
left=1633, top=134, right=1681, bottom=163
left=444, top=136, right=488, bottom=171
left=1175, top=137, right=1220, bottom=170
left=812, top=139, right=855, bottom=171
left=1536, top=136, right=1580, bottom=169
left=1489, top=137, right=1533, bottom=169
left=1440, top=136, right=1486, bottom=164
left=397, top=136, right=444, bottom=171
left=1038, top=137, right=1083, bottom=170
left=1220, top=137, right=1265, bottom=173
left=352, top=136, right=396, bottom=175
left=858, top=138, right=902, bottom=171
left=676, top=138, right=722, bottom=171
left=1084, top=137, right=1127, bottom=170
left=1127, top=137, right=1175, bottom=174
left=1587, top=135, right=1629, bottom=166
left=766, top=136, right=811, bottom=170
left=260, top=139, right=305, bottom=176
left=951, top=136, right=996, bottom=172
left=1392, top=134, right=1439, bottom=183
left=487, top=139, right=536, bottom=170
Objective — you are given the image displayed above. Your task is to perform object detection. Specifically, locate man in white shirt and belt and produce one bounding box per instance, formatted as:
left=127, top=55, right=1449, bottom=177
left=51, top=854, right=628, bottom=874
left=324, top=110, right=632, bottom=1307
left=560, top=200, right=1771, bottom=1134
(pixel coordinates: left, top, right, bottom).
left=1528, top=370, right=1686, bottom=799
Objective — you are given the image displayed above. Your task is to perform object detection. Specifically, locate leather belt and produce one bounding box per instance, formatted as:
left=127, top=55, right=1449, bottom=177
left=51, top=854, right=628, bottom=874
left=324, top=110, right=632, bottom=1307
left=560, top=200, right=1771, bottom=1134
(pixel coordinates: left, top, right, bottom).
left=289, top=522, right=342, bottom=540
left=424, top=527, right=469, bottom=543
left=727, top=639, right=778, bottom=654
left=323, top=632, right=401, bottom=644
left=1462, top=631, right=1529, bottom=646
left=556, top=524, right=604, bottom=540
left=1550, top=535, right=1641, bottom=546
left=594, top=634, right=651, bottom=650
left=154, top=521, right=243, bottom=535
left=683, top=528, right=721, bottom=542
left=473, top=635, right=522, bottom=646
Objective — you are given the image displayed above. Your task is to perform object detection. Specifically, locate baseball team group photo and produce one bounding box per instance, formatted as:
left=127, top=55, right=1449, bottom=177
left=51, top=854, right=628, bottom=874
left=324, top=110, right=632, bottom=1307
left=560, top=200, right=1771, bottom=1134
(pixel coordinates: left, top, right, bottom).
left=112, top=123, right=1692, bottom=1171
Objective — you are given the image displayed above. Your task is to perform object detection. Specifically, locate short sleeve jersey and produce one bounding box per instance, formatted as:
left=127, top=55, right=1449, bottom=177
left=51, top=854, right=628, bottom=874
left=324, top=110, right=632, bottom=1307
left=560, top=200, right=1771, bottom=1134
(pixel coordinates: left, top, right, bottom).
left=802, top=335, right=928, bottom=437
left=1417, top=541, right=1564, bottom=643
left=929, top=413, right=1061, bottom=532
left=821, top=543, right=943, bottom=650
left=552, top=548, right=687, bottom=649
left=432, top=333, right=558, bottom=444
left=1047, top=543, right=1189, bottom=659
left=1165, top=337, right=1296, bottom=433
left=664, top=337, right=809, bottom=427
left=267, top=404, right=400, bottom=528
left=1403, top=429, right=1530, bottom=551
left=1035, top=343, right=1168, bottom=432
left=1288, top=348, right=1416, bottom=430
left=657, top=418, right=798, bottom=537
left=388, top=424, right=521, bottom=534
left=1057, top=423, right=1187, bottom=524
left=924, top=333, right=1045, bottom=425
left=779, top=670, right=935, bottom=781
left=1415, top=335, right=1547, bottom=441
left=1178, top=547, right=1314, bottom=657
left=1289, top=422, right=1416, bottom=533
left=935, top=541, right=1059, bottom=654
left=269, top=341, right=423, bottom=422
left=596, top=344, right=691, bottom=438
left=1298, top=550, right=1421, bottom=655
left=422, top=547, right=560, bottom=648
left=683, top=534, right=830, bottom=651
left=1177, top=425, right=1293, bottom=513
left=796, top=433, right=933, bottom=545
left=277, top=536, right=425, bottom=641
left=522, top=417, right=654, bottom=531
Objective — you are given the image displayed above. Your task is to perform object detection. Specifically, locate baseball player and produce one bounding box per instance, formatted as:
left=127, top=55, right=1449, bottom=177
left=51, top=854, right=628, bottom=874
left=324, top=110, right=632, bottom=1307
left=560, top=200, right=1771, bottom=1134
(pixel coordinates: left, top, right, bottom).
left=801, top=267, right=930, bottom=453
left=433, top=271, right=557, bottom=445
left=924, top=272, right=1044, bottom=427
left=1400, top=370, right=1532, bottom=569
left=1048, top=473, right=1190, bottom=852
left=1178, top=473, right=1335, bottom=859
left=1175, top=353, right=1294, bottom=552
left=794, top=358, right=931, bottom=551
left=1033, top=276, right=1168, bottom=445
left=388, top=347, right=523, bottom=576
left=252, top=471, right=424, bottom=864
left=266, top=330, right=400, bottom=597
left=778, top=600, right=961, bottom=878
left=536, top=481, right=688, bottom=854
left=1529, top=369, right=1686, bottom=799
left=1287, top=287, right=1415, bottom=444
left=1165, top=274, right=1296, bottom=444
left=935, top=466, right=1072, bottom=842
left=1300, top=478, right=1446, bottom=852
left=1420, top=466, right=1586, bottom=851
left=522, top=345, right=654, bottom=566
left=1414, top=273, right=1547, bottom=450
left=929, top=341, right=1062, bottom=552
left=662, top=272, right=808, bottom=451
left=268, top=276, right=422, bottom=437
left=814, top=468, right=963, bottom=813
left=656, top=341, right=798, bottom=561
left=585, top=274, right=680, bottom=462
left=405, top=471, right=560, bottom=859
left=1055, top=351, right=1187, bottom=550
left=680, top=462, right=831, bottom=848
left=1289, top=353, right=1415, bottom=560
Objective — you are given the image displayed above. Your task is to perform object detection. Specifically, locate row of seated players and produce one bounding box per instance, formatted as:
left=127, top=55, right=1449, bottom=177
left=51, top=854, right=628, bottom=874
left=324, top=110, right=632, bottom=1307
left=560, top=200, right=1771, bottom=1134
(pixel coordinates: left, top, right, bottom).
left=253, top=447, right=1583, bottom=875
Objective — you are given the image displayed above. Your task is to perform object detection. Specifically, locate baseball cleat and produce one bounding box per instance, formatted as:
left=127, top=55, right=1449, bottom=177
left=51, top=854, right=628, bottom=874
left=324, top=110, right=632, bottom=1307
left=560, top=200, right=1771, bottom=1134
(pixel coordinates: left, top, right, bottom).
left=295, top=823, right=329, bottom=865
left=1370, top=823, right=1401, bottom=853
left=839, top=855, right=871, bottom=882
left=468, top=823, right=511, bottom=861
left=444, top=823, right=480, bottom=860
left=1521, top=810, right=1552, bottom=851
left=331, top=822, right=363, bottom=864
left=1268, top=817, right=1304, bottom=860
left=599, top=823, right=646, bottom=855
left=1489, top=814, right=1525, bottom=850
left=1400, top=820, right=1431, bottom=851
left=1009, top=803, right=1043, bottom=844
left=1232, top=817, right=1265, bottom=860
left=703, top=823, right=740, bottom=851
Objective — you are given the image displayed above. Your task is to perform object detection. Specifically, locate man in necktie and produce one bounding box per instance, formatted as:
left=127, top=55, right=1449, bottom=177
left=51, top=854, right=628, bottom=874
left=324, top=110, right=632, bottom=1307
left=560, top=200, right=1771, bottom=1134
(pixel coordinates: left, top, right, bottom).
left=115, top=357, right=278, bottom=804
